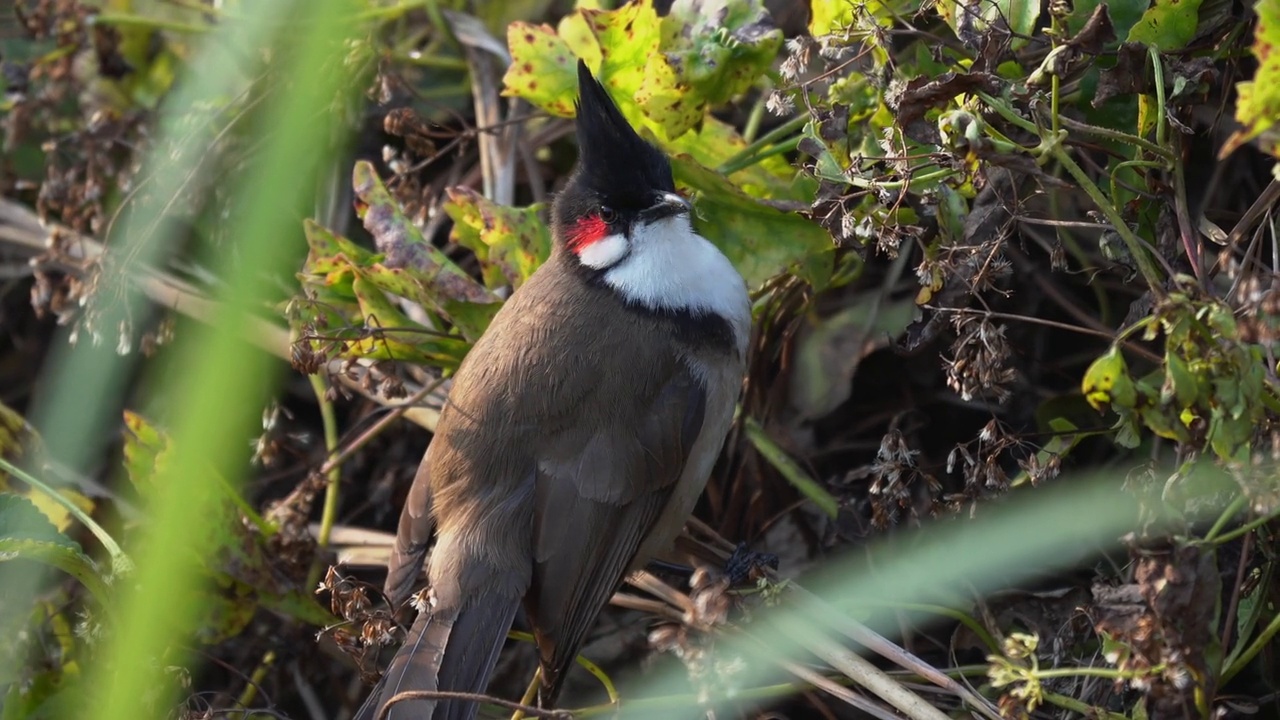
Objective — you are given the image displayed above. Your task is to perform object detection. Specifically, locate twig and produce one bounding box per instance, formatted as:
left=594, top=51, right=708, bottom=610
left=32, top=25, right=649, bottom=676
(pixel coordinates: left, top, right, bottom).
left=773, top=612, right=953, bottom=720
left=377, top=690, right=571, bottom=720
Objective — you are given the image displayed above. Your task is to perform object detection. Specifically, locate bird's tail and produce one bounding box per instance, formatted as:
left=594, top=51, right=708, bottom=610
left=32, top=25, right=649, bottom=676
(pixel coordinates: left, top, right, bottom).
left=354, top=591, right=521, bottom=720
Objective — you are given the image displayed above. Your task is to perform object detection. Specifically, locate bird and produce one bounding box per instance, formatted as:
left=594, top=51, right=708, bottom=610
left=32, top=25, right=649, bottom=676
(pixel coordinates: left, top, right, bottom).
left=353, top=59, right=750, bottom=720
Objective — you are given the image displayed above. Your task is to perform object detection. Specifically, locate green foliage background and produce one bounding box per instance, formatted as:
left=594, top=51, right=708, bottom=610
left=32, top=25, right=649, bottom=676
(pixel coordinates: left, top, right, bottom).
left=1, top=0, right=1279, bottom=718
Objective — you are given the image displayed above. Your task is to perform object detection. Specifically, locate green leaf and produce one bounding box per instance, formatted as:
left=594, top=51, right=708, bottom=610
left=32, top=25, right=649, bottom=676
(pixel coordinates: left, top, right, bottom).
left=673, top=156, right=833, bottom=289
left=810, top=0, right=857, bottom=34
left=122, top=409, right=171, bottom=491
left=635, top=51, right=704, bottom=139
left=1114, top=416, right=1144, bottom=448
left=1229, top=0, right=1280, bottom=155
left=744, top=418, right=839, bottom=518
left=443, top=187, right=551, bottom=288
left=351, top=161, right=499, bottom=339
left=349, top=277, right=469, bottom=369
left=1126, top=0, right=1205, bottom=50
left=0, top=494, right=108, bottom=602
left=663, top=0, right=783, bottom=106
left=0, top=493, right=77, bottom=548
left=1071, top=0, right=1150, bottom=38
left=1082, top=345, right=1136, bottom=411
left=503, top=22, right=578, bottom=117
left=503, top=1, right=805, bottom=201
left=938, top=0, right=1038, bottom=41
left=1165, top=350, right=1199, bottom=406
left=995, top=0, right=1040, bottom=36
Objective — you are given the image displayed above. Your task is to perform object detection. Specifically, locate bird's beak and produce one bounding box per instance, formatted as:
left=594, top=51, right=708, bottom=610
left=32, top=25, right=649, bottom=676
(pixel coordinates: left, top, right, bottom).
left=640, top=192, right=691, bottom=222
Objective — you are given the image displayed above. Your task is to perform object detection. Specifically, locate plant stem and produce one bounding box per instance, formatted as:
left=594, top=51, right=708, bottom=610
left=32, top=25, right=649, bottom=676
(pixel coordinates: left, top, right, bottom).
left=1051, top=145, right=1166, bottom=294
left=719, top=135, right=803, bottom=174
left=93, top=12, right=210, bottom=33
left=744, top=91, right=767, bottom=143
left=1210, top=507, right=1279, bottom=546
left=0, top=457, right=129, bottom=569
left=1035, top=664, right=1162, bottom=680
left=1042, top=690, right=1130, bottom=720
left=846, top=167, right=956, bottom=192
left=1203, top=492, right=1248, bottom=542
left=717, top=113, right=808, bottom=174
left=1221, top=609, right=1280, bottom=684
left=234, top=650, right=276, bottom=710
left=1058, top=115, right=1173, bottom=159
left=1150, top=47, right=1168, bottom=149
left=311, top=373, right=341, bottom=551
left=1110, top=159, right=1166, bottom=207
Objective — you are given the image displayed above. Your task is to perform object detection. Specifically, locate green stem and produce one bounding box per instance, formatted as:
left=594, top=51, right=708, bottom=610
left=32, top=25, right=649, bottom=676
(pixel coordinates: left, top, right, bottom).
left=1221, top=609, right=1280, bottom=684
left=1209, top=507, right=1279, bottom=546
left=234, top=650, right=276, bottom=710
left=716, top=113, right=808, bottom=174
left=1150, top=47, right=1168, bottom=149
left=847, top=167, right=956, bottom=192
left=1051, top=145, right=1166, bottom=293
left=1109, top=159, right=1165, bottom=207
left=0, top=457, right=129, bottom=569
left=743, top=91, right=767, bottom=143
left=1050, top=62, right=1061, bottom=140
left=719, top=136, right=802, bottom=174
left=92, top=13, right=210, bottom=33
left=1058, top=116, right=1173, bottom=159
left=310, top=373, right=341, bottom=550
left=1035, top=664, right=1162, bottom=680
left=850, top=600, right=1001, bottom=655
left=1203, top=493, right=1248, bottom=543
left=1041, top=691, right=1130, bottom=720
left=977, top=91, right=1039, bottom=135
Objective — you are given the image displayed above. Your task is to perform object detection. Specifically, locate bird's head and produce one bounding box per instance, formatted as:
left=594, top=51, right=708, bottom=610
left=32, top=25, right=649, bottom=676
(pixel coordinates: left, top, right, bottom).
left=552, top=60, right=693, bottom=271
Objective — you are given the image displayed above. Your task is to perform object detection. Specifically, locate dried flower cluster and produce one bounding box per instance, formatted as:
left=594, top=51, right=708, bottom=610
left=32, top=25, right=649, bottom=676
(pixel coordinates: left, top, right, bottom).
left=867, top=429, right=939, bottom=528
left=316, top=566, right=398, bottom=681
left=943, top=314, right=1017, bottom=403
left=648, top=567, right=743, bottom=703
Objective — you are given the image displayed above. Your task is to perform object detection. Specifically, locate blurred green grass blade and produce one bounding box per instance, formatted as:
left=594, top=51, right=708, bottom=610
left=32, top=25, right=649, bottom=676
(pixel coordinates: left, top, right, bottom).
left=10, top=0, right=303, bottom=699
left=69, top=3, right=362, bottom=719
left=744, top=416, right=839, bottom=517
left=617, top=471, right=1198, bottom=716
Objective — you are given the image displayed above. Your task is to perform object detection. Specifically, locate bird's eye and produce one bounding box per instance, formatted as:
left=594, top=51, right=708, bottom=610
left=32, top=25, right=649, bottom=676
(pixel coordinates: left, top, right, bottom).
left=599, top=206, right=617, bottom=224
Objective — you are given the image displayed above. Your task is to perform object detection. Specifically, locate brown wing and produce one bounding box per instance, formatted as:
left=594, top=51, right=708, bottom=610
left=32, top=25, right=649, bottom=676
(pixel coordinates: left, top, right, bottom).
left=384, top=454, right=435, bottom=606
left=525, top=361, right=707, bottom=702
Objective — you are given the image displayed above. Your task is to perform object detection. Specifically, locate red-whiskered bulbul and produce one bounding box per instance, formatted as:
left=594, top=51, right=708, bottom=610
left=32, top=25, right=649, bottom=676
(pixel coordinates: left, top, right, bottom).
left=354, top=60, right=750, bottom=720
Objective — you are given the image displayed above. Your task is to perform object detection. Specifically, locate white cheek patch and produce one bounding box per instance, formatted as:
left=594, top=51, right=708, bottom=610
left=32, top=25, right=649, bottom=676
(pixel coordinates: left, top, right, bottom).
left=576, top=232, right=629, bottom=269
left=603, top=216, right=751, bottom=353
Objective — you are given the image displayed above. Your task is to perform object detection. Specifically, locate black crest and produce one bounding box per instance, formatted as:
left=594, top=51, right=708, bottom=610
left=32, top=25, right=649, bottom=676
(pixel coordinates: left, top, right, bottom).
left=572, top=60, right=675, bottom=201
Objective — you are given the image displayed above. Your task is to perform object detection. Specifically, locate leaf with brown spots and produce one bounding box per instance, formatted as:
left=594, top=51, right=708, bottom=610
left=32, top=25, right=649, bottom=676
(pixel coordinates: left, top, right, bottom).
left=443, top=187, right=551, bottom=289
left=1224, top=0, right=1280, bottom=157
left=502, top=22, right=577, bottom=116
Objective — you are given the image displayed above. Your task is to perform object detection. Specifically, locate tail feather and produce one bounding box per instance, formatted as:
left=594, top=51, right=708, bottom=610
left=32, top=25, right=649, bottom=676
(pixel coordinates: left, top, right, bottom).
left=353, top=592, right=520, bottom=720
left=436, top=594, right=520, bottom=720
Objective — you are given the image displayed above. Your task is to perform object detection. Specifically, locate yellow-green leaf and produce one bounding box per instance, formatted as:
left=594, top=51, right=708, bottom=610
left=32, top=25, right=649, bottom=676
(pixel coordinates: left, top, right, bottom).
left=349, top=276, right=469, bottom=368
left=443, top=187, right=551, bottom=288
left=503, top=22, right=578, bottom=117
left=1082, top=346, right=1137, bottom=411
left=122, top=410, right=172, bottom=492
left=1126, top=0, right=1205, bottom=50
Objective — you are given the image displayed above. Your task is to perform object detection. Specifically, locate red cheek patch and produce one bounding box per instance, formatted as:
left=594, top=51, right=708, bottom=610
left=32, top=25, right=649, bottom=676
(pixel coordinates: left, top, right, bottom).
left=566, top=215, right=608, bottom=253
